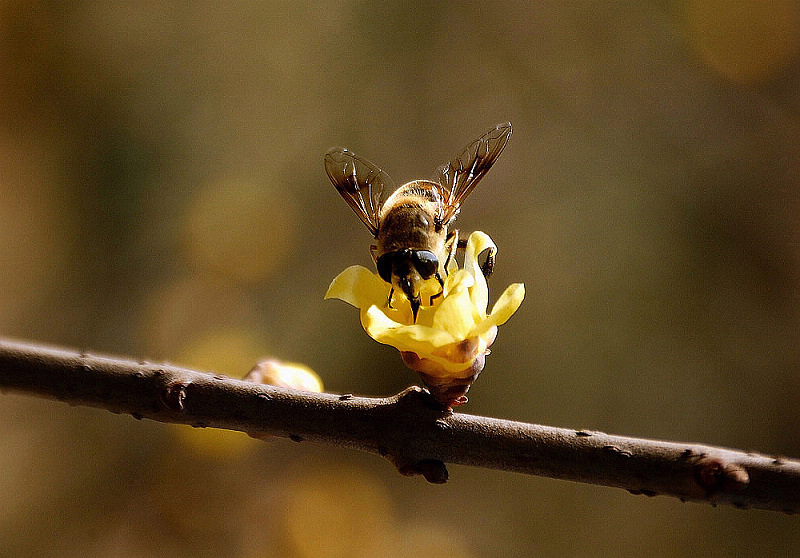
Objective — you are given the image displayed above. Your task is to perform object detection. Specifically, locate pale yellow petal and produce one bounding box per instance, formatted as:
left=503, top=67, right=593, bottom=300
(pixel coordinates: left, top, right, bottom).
left=413, top=302, right=437, bottom=327
left=464, top=231, right=496, bottom=278
left=443, top=268, right=473, bottom=294
left=431, top=335, right=485, bottom=368
left=362, top=306, right=456, bottom=354
left=360, top=305, right=403, bottom=336
left=325, top=265, right=388, bottom=309
left=464, top=232, right=496, bottom=315
left=431, top=280, right=476, bottom=338
left=489, top=283, right=525, bottom=325
left=405, top=339, right=486, bottom=375
left=472, top=283, right=525, bottom=337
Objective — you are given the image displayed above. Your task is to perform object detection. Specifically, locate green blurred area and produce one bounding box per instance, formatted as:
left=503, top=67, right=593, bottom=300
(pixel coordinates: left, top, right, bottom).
left=1, top=1, right=799, bottom=556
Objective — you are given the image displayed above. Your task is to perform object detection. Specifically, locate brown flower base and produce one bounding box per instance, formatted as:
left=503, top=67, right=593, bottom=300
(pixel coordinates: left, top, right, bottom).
left=401, top=351, right=487, bottom=408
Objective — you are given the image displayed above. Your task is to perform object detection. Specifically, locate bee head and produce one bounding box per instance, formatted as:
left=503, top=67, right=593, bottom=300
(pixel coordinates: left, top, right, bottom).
left=376, top=249, right=439, bottom=283
left=376, top=249, right=441, bottom=321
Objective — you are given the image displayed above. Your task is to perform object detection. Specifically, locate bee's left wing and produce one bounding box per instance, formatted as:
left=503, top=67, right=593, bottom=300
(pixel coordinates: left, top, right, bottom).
left=325, top=148, right=394, bottom=237
left=434, top=122, right=512, bottom=226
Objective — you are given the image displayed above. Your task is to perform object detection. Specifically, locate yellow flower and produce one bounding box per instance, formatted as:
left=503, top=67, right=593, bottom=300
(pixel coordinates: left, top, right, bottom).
left=325, top=231, right=524, bottom=407
left=244, top=359, right=324, bottom=393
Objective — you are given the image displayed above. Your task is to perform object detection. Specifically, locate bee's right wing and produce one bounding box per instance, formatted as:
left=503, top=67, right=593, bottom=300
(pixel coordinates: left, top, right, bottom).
left=325, top=148, right=394, bottom=237
left=434, top=122, right=512, bottom=226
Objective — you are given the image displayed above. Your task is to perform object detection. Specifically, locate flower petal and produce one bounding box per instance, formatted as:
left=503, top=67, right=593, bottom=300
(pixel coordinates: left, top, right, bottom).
left=325, top=265, right=388, bottom=310
left=464, top=231, right=496, bottom=315
left=472, top=283, right=525, bottom=337
left=432, top=276, right=476, bottom=338
left=403, top=337, right=486, bottom=375
left=362, top=306, right=456, bottom=353
left=489, top=283, right=525, bottom=325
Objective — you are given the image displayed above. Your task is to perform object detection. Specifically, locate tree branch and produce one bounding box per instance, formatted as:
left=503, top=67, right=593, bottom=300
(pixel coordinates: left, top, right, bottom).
left=0, top=338, right=797, bottom=513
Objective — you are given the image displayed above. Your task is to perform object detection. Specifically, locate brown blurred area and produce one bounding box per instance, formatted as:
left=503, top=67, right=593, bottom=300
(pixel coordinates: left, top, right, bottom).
left=1, top=1, right=799, bottom=556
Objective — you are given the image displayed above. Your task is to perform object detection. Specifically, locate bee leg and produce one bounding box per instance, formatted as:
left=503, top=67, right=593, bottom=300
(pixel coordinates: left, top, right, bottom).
left=386, top=287, right=395, bottom=309
left=429, top=273, right=445, bottom=304
left=481, top=247, right=496, bottom=279
left=370, top=244, right=379, bottom=264
left=454, top=236, right=495, bottom=279
left=443, top=253, right=453, bottom=273
left=443, top=230, right=459, bottom=274
left=448, top=237, right=470, bottom=273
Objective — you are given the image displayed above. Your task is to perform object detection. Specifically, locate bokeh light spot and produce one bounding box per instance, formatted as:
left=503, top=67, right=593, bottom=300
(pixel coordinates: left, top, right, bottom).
left=138, top=275, right=257, bottom=358
left=169, top=328, right=271, bottom=458
left=396, top=521, right=473, bottom=557
left=174, top=327, right=268, bottom=380
left=684, top=0, right=800, bottom=84
left=284, top=469, right=397, bottom=558
left=173, top=423, right=255, bottom=460
left=182, top=178, right=297, bottom=284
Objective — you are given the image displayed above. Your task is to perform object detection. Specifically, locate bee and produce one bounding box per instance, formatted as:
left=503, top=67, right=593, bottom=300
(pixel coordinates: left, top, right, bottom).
left=325, top=122, right=512, bottom=322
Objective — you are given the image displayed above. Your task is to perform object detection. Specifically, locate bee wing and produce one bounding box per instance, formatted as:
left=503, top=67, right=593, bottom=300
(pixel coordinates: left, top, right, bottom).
left=325, top=148, right=395, bottom=237
left=434, top=122, right=512, bottom=225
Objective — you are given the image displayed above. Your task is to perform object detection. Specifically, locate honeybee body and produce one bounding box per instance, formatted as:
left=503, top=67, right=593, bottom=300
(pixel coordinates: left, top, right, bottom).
left=326, top=123, right=512, bottom=321
left=376, top=181, right=444, bottom=255
left=375, top=181, right=452, bottom=315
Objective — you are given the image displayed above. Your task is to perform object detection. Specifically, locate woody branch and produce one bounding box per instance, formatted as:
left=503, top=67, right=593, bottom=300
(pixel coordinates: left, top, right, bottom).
left=0, top=338, right=798, bottom=513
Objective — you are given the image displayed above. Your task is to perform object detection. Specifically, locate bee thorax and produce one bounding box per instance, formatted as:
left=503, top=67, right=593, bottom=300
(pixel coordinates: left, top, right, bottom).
left=378, top=206, right=439, bottom=252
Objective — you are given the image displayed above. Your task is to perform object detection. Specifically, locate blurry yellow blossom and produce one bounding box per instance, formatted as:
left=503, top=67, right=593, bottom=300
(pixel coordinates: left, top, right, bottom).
left=284, top=468, right=396, bottom=558
left=243, top=359, right=324, bottom=393
left=326, top=231, right=524, bottom=407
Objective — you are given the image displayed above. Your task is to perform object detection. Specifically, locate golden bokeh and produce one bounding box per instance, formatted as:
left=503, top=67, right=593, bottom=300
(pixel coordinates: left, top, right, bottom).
left=281, top=467, right=476, bottom=558
left=181, top=178, right=297, bottom=284
left=172, top=423, right=255, bottom=460
left=138, top=275, right=258, bottom=358
left=392, top=521, right=472, bottom=558
left=172, top=325, right=270, bottom=378
left=283, top=468, right=397, bottom=558
left=683, top=0, right=800, bottom=83
left=169, top=328, right=271, bottom=458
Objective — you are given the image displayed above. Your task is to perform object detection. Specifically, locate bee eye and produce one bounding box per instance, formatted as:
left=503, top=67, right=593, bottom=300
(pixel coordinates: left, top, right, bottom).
left=376, top=253, right=393, bottom=283
left=412, top=250, right=438, bottom=279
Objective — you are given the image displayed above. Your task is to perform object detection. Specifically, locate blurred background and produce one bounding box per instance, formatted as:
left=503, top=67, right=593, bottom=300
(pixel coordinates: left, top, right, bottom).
left=1, top=1, right=799, bottom=556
